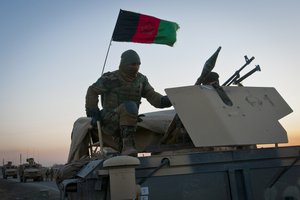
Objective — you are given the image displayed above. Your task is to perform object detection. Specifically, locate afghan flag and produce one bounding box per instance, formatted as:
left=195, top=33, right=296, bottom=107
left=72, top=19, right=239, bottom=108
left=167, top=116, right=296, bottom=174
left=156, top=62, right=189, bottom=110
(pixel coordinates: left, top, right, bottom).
left=112, top=9, right=179, bottom=47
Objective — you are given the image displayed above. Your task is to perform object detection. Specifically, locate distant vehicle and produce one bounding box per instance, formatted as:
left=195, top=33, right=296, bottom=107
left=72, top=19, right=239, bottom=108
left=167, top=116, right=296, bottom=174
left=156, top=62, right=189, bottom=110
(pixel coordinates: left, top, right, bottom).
left=2, top=161, right=18, bottom=179
left=19, top=158, right=43, bottom=182
left=57, top=48, right=300, bottom=200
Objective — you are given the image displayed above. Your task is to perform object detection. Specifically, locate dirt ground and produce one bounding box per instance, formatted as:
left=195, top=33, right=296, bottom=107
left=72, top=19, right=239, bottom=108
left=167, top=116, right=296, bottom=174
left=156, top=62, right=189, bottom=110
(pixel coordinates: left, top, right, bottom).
left=0, top=179, right=60, bottom=200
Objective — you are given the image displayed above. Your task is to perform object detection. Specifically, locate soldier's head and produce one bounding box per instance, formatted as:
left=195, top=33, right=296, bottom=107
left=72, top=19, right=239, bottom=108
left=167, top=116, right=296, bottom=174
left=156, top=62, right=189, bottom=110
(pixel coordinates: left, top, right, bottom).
left=119, top=49, right=141, bottom=81
left=202, top=72, right=219, bottom=85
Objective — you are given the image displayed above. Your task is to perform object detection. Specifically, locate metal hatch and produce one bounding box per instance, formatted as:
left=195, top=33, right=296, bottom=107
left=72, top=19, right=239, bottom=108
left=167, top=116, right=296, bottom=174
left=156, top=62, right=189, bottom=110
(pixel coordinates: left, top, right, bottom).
left=165, top=85, right=292, bottom=147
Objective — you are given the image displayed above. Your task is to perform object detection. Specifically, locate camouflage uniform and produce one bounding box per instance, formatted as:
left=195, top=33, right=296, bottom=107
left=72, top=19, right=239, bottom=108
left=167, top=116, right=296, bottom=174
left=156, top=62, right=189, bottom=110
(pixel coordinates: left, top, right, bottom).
left=85, top=49, right=171, bottom=155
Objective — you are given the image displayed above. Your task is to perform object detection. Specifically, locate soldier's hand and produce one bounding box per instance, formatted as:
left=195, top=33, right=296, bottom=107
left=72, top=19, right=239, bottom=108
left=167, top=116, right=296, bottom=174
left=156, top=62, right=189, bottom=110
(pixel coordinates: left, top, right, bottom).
left=86, top=108, right=101, bottom=127
left=161, top=96, right=172, bottom=108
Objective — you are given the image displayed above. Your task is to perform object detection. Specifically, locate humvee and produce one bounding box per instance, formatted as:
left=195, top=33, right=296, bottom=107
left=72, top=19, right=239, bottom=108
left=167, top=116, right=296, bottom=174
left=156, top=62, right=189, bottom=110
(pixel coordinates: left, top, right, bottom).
left=19, top=158, right=44, bottom=182
left=57, top=47, right=300, bottom=200
left=2, top=161, right=18, bottom=179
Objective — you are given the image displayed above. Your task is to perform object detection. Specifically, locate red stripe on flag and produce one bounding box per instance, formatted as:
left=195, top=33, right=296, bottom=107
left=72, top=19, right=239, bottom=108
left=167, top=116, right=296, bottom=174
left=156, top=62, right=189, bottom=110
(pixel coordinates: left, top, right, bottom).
left=132, top=14, right=160, bottom=43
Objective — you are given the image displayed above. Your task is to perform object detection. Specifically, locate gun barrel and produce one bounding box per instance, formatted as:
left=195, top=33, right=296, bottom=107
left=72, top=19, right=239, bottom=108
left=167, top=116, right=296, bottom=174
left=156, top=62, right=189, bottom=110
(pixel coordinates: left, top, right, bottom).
left=222, top=56, right=255, bottom=86
left=239, top=56, right=255, bottom=72
left=234, top=65, right=261, bottom=85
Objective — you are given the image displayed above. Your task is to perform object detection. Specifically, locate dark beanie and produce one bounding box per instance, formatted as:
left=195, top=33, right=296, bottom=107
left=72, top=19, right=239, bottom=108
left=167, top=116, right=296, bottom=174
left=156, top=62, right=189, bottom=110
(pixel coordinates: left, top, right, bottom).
left=120, top=49, right=141, bottom=65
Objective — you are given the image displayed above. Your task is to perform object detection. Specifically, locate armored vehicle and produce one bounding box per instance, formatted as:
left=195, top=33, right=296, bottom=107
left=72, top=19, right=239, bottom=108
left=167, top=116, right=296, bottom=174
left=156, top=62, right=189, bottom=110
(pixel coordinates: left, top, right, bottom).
left=57, top=48, right=300, bottom=200
left=2, top=161, right=18, bottom=179
left=19, top=157, right=44, bottom=182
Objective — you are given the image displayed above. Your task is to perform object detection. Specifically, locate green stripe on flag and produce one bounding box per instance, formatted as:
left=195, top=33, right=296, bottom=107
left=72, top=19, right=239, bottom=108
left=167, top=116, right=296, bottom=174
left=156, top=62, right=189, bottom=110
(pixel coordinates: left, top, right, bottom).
left=154, top=20, right=179, bottom=46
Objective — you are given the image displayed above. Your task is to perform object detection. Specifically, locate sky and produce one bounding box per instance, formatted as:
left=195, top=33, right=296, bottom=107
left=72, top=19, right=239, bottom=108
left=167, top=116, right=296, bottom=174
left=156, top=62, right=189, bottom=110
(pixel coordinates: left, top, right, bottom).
left=1, top=0, right=300, bottom=166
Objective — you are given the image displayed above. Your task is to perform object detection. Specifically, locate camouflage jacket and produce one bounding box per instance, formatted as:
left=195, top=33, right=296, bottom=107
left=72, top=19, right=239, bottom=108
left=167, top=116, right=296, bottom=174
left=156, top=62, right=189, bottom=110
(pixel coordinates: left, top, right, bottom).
left=85, top=70, right=165, bottom=113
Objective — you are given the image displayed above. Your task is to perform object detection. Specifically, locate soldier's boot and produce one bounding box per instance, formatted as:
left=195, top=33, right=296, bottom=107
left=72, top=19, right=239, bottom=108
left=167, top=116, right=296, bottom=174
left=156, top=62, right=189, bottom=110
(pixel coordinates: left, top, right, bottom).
left=121, top=126, right=137, bottom=156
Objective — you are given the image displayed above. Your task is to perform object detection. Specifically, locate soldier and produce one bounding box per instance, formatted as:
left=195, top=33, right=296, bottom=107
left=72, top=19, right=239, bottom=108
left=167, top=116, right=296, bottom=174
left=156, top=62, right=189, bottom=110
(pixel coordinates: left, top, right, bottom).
left=45, top=168, right=50, bottom=181
left=50, top=167, right=54, bottom=181
left=85, top=49, right=172, bottom=155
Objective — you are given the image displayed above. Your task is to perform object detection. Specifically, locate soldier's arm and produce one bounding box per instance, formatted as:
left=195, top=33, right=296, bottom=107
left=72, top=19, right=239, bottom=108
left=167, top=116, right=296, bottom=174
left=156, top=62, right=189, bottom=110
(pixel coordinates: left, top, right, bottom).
left=85, top=77, right=107, bottom=116
left=142, top=76, right=171, bottom=108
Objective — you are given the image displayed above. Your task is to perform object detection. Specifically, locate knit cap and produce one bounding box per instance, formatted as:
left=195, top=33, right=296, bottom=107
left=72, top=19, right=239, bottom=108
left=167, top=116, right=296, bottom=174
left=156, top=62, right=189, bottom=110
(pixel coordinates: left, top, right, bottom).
left=120, top=49, right=141, bottom=65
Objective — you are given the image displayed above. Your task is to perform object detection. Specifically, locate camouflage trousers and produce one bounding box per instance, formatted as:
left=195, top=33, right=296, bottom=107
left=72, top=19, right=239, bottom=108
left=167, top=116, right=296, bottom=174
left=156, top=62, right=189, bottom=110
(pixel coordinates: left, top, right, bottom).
left=101, top=101, right=138, bottom=137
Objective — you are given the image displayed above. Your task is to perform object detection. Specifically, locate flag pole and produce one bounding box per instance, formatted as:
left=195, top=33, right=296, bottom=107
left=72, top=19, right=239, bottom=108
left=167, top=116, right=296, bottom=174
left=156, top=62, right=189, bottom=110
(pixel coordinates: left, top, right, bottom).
left=101, top=38, right=113, bottom=75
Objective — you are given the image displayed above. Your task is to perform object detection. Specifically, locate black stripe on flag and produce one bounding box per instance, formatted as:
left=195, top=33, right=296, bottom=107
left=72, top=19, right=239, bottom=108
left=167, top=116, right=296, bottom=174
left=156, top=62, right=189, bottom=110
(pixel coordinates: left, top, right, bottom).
left=112, top=10, right=140, bottom=42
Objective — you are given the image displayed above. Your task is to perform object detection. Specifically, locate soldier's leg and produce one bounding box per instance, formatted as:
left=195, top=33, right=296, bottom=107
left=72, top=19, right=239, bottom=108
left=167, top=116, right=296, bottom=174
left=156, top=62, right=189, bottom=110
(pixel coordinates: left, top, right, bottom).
left=101, top=111, right=121, bottom=151
left=115, top=101, right=138, bottom=156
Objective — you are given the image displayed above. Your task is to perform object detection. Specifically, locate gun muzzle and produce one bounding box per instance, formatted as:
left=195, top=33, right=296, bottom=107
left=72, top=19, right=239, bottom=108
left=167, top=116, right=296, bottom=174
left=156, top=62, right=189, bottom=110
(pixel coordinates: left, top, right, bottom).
left=234, top=65, right=261, bottom=85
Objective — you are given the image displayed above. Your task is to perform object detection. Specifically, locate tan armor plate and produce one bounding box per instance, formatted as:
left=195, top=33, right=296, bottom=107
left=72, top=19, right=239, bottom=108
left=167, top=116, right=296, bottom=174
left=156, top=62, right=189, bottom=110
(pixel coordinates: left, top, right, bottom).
left=165, top=85, right=292, bottom=147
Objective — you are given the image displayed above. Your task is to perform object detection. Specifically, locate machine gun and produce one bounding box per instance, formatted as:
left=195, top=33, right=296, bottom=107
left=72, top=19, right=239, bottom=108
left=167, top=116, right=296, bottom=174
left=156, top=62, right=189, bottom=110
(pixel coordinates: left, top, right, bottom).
left=222, top=55, right=255, bottom=86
